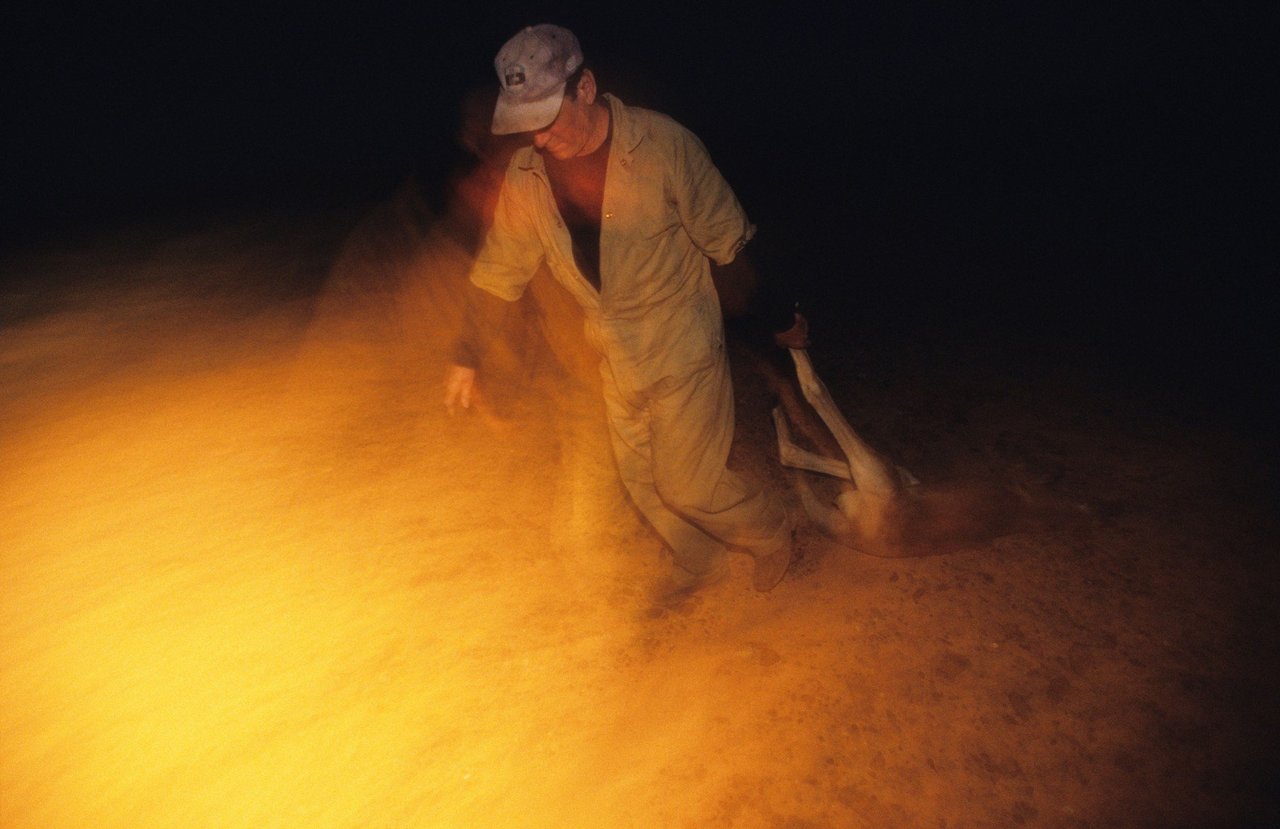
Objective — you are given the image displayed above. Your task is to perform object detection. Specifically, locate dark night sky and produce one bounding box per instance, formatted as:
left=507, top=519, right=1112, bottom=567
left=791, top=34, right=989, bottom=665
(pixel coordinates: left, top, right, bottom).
left=5, top=2, right=1275, bottom=424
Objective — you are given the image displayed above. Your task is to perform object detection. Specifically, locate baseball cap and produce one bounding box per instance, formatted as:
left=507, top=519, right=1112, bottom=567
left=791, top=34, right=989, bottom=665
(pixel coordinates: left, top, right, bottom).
left=491, top=24, right=584, bottom=135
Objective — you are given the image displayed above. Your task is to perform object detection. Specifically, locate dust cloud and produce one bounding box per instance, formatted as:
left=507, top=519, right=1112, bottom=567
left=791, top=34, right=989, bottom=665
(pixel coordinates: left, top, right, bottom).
left=2, top=190, right=1275, bottom=827
left=0, top=203, right=850, bottom=828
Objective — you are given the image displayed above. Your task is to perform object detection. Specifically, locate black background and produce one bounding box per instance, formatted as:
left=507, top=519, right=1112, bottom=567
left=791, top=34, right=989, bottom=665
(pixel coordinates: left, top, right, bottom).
left=5, top=2, right=1275, bottom=427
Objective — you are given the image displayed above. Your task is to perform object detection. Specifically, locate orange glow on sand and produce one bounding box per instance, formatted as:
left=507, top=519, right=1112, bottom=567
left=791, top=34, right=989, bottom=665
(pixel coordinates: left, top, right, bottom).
left=2, top=204, right=1272, bottom=827
left=0, top=219, right=867, bottom=828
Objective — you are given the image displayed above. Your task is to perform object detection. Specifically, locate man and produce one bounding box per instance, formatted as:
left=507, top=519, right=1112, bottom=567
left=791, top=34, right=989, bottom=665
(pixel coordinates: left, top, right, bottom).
left=444, top=24, right=807, bottom=606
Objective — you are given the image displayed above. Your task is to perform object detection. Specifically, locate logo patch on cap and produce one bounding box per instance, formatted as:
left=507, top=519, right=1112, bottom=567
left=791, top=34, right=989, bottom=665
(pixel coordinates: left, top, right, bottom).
left=504, top=66, right=526, bottom=88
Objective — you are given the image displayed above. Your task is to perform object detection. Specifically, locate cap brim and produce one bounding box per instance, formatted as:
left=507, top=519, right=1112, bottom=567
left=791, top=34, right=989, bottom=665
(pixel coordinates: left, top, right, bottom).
left=491, top=87, right=565, bottom=135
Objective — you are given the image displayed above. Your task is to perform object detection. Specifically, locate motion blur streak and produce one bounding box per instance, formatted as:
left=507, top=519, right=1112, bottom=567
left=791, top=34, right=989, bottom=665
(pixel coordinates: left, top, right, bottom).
left=0, top=210, right=867, bottom=828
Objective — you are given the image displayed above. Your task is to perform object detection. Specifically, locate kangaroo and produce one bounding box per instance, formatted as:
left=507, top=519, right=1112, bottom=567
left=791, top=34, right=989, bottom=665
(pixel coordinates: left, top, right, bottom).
left=767, top=348, right=1071, bottom=558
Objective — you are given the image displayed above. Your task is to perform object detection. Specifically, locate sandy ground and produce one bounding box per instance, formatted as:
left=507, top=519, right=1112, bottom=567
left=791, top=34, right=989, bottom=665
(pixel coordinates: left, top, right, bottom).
left=2, top=199, right=1276, bottom=828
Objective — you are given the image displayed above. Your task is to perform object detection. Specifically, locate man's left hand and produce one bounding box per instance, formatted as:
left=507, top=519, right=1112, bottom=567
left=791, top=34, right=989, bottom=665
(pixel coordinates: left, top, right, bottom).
left=773, top=312, right=810, bottom=350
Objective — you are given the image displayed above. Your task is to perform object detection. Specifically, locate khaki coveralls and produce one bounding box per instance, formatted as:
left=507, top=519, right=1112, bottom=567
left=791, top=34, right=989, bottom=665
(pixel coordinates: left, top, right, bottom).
left=469, top=94, right=791, bottom=579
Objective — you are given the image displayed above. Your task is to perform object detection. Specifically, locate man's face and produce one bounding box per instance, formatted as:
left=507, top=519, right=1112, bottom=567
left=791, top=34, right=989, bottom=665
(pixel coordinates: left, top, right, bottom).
left=531, top=91, right=595, bottom=160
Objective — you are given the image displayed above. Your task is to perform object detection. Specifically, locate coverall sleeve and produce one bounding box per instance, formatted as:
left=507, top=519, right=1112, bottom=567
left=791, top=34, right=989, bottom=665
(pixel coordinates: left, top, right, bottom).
left=671, top=127, right=756, bottom=266
left=468, top=163, right=543, bottom=302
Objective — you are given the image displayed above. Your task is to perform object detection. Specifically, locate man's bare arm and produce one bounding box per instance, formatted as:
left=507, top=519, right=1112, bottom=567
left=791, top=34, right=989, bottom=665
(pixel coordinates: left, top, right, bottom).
left=444, top=281, right=517, bottom=413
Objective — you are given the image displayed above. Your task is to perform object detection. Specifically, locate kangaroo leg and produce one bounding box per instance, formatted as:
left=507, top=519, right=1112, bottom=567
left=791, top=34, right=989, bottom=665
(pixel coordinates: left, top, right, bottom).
left=783, top=348, right=901, bottom=542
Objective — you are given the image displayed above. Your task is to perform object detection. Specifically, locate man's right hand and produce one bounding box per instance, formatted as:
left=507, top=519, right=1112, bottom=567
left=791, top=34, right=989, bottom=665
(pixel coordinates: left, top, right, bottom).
left=443, top=364, right=477, bottom=415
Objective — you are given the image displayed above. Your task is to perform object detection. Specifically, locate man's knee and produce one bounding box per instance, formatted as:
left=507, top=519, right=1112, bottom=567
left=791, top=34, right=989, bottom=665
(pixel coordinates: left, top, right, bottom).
left=653, top=473, right=715, bottom=517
